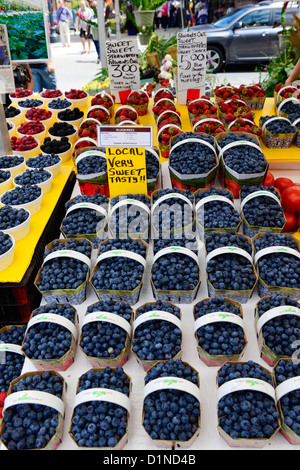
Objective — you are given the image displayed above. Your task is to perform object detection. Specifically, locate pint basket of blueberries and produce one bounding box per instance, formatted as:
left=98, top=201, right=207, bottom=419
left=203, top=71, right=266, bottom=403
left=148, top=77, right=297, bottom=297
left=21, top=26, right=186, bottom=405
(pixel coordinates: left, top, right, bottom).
left=79, top=299, right=133, bottom=368
left=0, top=231, right=15, bottom=271
left=90, top=238, right=148, bottom=306
left=217, top=133, right=269, bottom=199
left=168, top=132, right=218, bottom=192
left=0, top=370, right=66, bottom=450
left=259, top=115, right=297, bottom=149
left=254, top=295, right=300, bottom=367
left=216, top=360, right=281, bottom=448
left=253, top=232, right=300, bottom=300
left=274, top=358, right=300, bottom=445
left=131, top=301, right=183, bottom=370
left=74, top=147, right=109, bottom=196
left=145, top=147, right=161, bottom=196
left=21, top=302, right=79, bottom=372
left=240, top=185, right=286, bottom=238
left=194, top=186, right=241, bottom=241
left=205, top=231, right=258, bottom=304
left=193, top=297, right=247, bottom=366
left=142, top=359, right=201, bottom=448
left=35, top=238, right=93, bottom=305
left=69, top=366, right=131, bottom=449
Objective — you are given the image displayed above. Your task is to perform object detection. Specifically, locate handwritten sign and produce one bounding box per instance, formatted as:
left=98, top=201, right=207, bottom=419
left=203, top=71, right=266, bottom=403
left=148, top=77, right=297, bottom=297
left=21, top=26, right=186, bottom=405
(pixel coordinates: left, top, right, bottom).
left=106, top=39, right=140, bottom=103
left=106, top=147, right=147, bottom=198
left=176, top=31, right=207, bottom=104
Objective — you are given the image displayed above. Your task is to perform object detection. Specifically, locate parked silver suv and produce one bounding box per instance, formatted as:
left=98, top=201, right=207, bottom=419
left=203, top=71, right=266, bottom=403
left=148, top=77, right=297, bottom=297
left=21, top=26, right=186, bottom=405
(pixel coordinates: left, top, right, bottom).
left=188, top=1, right=300, bottom=73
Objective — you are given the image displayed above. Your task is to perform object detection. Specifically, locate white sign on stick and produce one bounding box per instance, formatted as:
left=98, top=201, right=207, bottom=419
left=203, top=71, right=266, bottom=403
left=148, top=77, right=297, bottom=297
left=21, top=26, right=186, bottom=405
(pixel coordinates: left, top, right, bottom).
left=106, top=38, right=140, bottom=103
left=176, top=31, right=207, bottom=104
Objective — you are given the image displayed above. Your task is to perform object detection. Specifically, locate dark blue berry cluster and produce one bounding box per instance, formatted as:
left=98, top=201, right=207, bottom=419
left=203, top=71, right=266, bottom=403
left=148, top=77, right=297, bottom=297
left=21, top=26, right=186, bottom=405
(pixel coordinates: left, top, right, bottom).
left=256, top=295, right=300, bottom=357
left=132, top=301, right=182, bottom=362
left=41, top=137, right=71, bottom=155
left=76, top=152, right=107, bottom=175
left=152, top=189, right=195, bottom=234
left=109, top=194, right=150, bottom=239
left=14, top=169, right=52, bottom=186
left=0, top=231, right=14, bottom=255
left=206, top=231, right=253, bottom=254
left=48, top=98, right=72, bottom=110
left=217, top=361, right=280, bottom=440
left=1, top=185, right=42, bottom=206
left=221, top=140, right=267, bottom=174
left=169, top=132, right=217, bottom=175
left=5, top=106, right=21, bottom=119
left=18, top=99, right=43, bottom=108
left=276, top=100, right=300, bottom=118
left=153, top=233, right=198, bottom=255
left=217, top=133, right=258, bottom=149
left=0, top=155, right=24, bottom=170
left=145, top=149, right=160, bottom=180
left=0, top=170, right=11, bottom=184
left=274, top=359, right=300, bottom=437
left=80, top=299, right=133, bottom=360
left=0, top=371, right=64, bottom=449
left=260, top=115, right=297, bottom=134
left=0, top=205, right=30, bottom=230
left=195, top=186, right=240, bottom=231
left=57, top=107, right=84, bottom=121
left=91, top=238, right=147, bottom=292
left=71, top=367, right=130, bottom=448
left=26, top=153, right=61, bottom=170
left=22, top=302, right=77, bottom=360
left=241, top=185, right=285, bottom=229
left=194, top=297, right=245, bottom=357
left=143, top=359, right=200, bottom=442
left=0, top=326, right=26, bottom=393
left=49, top=122, right=75, bottom=137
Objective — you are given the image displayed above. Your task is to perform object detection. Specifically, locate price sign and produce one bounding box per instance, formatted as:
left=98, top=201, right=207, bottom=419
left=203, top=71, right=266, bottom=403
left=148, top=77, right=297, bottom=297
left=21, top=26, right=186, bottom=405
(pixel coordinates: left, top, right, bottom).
left=176, top=31, right=207, bottom=104
left=98, top=125, right=153, bottom=148
left=106, top=39, right=140, bottom=103
left=106, top=146, right=147, bottom=198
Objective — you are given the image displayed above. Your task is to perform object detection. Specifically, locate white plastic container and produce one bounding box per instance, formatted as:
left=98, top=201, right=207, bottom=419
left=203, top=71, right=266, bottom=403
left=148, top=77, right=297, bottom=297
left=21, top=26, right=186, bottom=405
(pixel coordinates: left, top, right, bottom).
left=48, top=124, right=78, bottom=145
left=13, top=169, right=53, bottom=195
left=0, top=172, right=13, bottom=196
left=0, top=233, right=15, bottom=271
left=0, top=155, right=26, bottom=179
left=26, top=155, right=62, bottom=178
left=1, top=207, right=31, bottom=241
left=39, top=90, right=64, bottom=104
left=64, top=91, right=89, bottom=109
left=46, top=100, right=72, bottom=117
left=11, top=138, right=40, bottom=160
left=0, top=188, right=43, bottom=215
left=16, top=122, right=47, bottom=144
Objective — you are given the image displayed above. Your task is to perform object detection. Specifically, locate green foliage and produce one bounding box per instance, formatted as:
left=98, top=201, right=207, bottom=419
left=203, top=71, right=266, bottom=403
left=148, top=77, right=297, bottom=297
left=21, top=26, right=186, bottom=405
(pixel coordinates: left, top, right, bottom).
left=0, top=0, right=42, bottom=12
left=130, top=0, right=166, bottom=11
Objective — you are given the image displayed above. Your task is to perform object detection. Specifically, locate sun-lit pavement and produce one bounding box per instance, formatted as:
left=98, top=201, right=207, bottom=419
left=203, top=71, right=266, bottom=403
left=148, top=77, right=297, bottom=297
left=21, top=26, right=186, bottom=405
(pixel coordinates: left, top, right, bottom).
left=50, top=27, right=267, bottom=91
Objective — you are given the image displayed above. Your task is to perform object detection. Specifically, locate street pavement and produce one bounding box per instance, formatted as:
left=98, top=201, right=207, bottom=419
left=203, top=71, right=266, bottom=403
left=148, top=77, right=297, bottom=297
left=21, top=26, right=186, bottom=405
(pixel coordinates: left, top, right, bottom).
left=50, top=27, right=267, bottom=91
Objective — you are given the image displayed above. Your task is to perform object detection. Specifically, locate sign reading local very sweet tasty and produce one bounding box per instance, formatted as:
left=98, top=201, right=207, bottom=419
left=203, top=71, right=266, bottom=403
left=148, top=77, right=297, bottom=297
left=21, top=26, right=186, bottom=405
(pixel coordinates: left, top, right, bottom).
left=176, top=31, right=207, bottom=104
left=106, top=38, right=140, bottom=101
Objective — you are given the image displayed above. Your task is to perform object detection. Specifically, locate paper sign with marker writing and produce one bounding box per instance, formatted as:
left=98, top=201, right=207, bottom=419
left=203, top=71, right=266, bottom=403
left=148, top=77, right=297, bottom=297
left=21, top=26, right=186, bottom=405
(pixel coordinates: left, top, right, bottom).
left=106, top=147, right=147, bottom=198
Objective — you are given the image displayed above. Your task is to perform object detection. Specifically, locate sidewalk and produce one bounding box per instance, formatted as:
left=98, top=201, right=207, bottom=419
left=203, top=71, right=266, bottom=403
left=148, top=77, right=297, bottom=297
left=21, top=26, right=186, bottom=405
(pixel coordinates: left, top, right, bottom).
left=50, top=28, right=266, bottom=91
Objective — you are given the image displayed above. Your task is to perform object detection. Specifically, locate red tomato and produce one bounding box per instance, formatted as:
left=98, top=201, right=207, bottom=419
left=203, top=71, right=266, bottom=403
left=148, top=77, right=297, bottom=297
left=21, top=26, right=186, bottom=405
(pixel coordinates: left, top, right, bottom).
left=297, top=214, right=300, bottom=228
left=264, top=172, right=275, bottom=187
left=274, top=177, right=293, bottom=193
left=283, top=211, right=297, bottom=232
left=281, top=185, right=300, bottom=213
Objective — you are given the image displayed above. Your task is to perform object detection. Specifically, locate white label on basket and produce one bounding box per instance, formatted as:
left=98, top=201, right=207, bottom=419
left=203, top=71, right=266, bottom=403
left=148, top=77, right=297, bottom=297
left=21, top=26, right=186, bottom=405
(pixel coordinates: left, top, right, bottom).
left=218, top=140, right=262, bottom=159
left=82, top=310, right=132, bottom=336
left=277, top=97, right=300, bottom=115
left=169, top=137, right=216, bottom=158
left=143, top=377, right=200, bottom=403
left=151, top=192, right=193, bottom=216
left=96, top=249, right=146, bottom=268
left=0, top=343, right=23, bottom=355
left=133, top=310, right=182, bottom=332
left=217, top=377, right=276, bottom=403
left=43, top=249, right=91, bottom=269
left=275, top=376, right=300, bottom=402
left=256, top=305, right=300, bottom=334
left=27, top=312, right=77, bottom=338
left=3, top=390, right=65, bottom=415
left=206, top=246, right=253, bottom=264
left=66, top=202, right=108, bottom=218
left=261, top=116, right=291, bottom=132
left=240, top=190, right=281, bottom=211
left=110, top=198, right=150, bottom=215
left=74, top=388, right=130, bottom=413
left=157, top=110, right=181, bottom=126
left=254, top=245, right=300, bottom=265
left=196, top=195, right=234, bottom=212
left=152, top=246, right=199, bottom=266
left=194, top=311, right=244, bottom=332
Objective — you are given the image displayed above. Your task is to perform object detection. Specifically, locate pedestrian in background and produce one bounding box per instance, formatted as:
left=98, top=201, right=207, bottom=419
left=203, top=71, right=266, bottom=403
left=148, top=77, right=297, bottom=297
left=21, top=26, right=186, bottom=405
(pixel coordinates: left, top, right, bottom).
left=57, top=0, right=72, bottom=47
left=76, top=0, right=93, bottom=54
left=161, top=1, right=169, bottom=30
left=29, top=61, right=57, bottom=93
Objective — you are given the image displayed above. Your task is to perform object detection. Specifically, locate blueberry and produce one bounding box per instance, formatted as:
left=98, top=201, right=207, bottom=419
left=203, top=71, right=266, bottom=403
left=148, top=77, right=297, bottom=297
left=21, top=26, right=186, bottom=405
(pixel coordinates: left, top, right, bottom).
left=241, top=185, right=285, bottom=229
left=14, top=169, right=51, bottom=186
left=0, top=170, right=11, bottom=184
left=0, top=326, right=26, bottom=393
left=0, top=231, right=13, bottom=255
left=18, top=99, right=43, bottom=108
left=0, top=155, right=24, bottom=169
left=1, top=185, right=42, bottom=206
left=0, top=205, right=30, bottom=230
left=109, top=194, right=150, bottom=240
left=26, top=153, right=61, bottom=170
left=47, top=99, right=72, bottom=110
left=145, top=149, right=160, bottom=181
left=152, top=188, right=195, bottom=234
left=76, top=153, right=107, bottom=175
left=275, top=359, right=300, bottom=436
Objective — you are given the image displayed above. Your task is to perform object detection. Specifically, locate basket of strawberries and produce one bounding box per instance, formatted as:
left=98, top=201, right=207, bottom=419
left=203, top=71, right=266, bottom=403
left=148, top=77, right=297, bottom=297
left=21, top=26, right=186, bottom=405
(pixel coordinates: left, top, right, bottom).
left=153, top=88, right=175, bottom=103
left=218, top=98, right=255, bottom=128
left=126, top=90, right=149, bottom=116
left=193, top=118, right=225, bottom=136
left=227, top=118, right=262, bottom=137
left=187, top=98, right=218, bottom=126
left=86, top=105, right=110, bottom=125
left=90, top=91, right=115, bottom=117
left=274, top=84, right=300, bottom=103
left=156, top=110, right=182, bottom=130
left=157, top=123, right=183, bottom=159
left=152, top=98, right=177, bottom=121
left=214, top=84, right=239, bottom=103
left=114, top=105, right=139, bottom=124
left=78, top=118, right=99, bottom=141
left=239, top=84, right=266, bottom=110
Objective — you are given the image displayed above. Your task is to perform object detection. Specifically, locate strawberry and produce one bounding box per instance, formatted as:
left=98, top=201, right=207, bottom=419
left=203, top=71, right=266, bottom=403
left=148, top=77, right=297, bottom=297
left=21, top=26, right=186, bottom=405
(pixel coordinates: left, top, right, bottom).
left=0, top=392, right=7, bottom=407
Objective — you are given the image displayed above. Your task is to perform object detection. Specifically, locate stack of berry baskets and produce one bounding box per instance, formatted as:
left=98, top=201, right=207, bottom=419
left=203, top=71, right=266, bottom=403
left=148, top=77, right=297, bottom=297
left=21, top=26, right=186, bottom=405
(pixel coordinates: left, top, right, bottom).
left=194, top=186, right=241, bottom=241
left=274, top=84, right=300, bottom=104
left=157, top=123, right=183, bottom=159
left=238, top=84, right=267, bottom=110
left=125, top=89, right=150, bottom=116
left=35, top=238, right=93, bottom=305
left=73, top=137, right=98, bottom=160
left=259, top=115, right=297, bottom=148
left=114, top=105, right=139, bottom=124
left=156, top=109, right=182, bottom=130
left=86, top=105, right=111, bottom=125
left=90, top=91, right=115, bottom=117
left=292, top=115, right=300, bottom=147
left=145, top=146, right=161, bottom=195
left=78, top=300, right=133, bottom=368
left=217, top=98, right=254, bottom=127
left=152, top=98, right=178, bottom=122
left=193, top=118, right=225, bottom=136
left=168, top=133, right=218, bottom=192
left=227, top=118, right=262, bottom=137
left=152, top=87, right=175, bottom=104
left=75, top=147, right=108, bottom=196
left=217, top=137, right=269, bottom=198
left=90, top=238, right=148, bottom=306
left=253, top=232, right=300, bottom=300
left=187, top=97, right=218, bottom=126
left=214, top=84, right=240, bottom=103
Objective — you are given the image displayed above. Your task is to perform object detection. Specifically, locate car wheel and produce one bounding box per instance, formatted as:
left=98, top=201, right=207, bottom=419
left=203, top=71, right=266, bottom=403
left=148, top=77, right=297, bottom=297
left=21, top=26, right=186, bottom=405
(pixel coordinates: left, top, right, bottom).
left=206, top=47, right=225, bottom=73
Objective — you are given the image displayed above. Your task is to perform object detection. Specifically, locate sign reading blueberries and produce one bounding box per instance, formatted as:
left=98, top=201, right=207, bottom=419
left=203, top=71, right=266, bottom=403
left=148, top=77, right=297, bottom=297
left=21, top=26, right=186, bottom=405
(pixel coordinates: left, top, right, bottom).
left=176, top=31, right=207, bottom=105
left=106, top=39, right=140, bottom=103
left=106, top=146, right=147, bottom=198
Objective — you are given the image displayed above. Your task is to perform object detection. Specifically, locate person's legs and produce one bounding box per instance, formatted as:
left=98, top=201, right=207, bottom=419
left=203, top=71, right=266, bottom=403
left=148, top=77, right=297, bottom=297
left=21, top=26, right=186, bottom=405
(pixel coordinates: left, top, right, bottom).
left=30, top=68, right=42, bottom=93
left=59, top=21, right=66, bottom=46
left=65, top=22, right=71, bottom=46
left=39, top=66, right=57, bottom=91
left=80, top=28, right=86, bottom=53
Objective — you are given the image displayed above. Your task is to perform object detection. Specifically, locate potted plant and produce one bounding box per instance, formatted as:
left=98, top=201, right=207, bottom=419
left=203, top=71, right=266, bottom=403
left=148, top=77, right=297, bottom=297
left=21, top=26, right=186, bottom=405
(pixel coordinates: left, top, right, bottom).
left=273, top=2, right=300, bottom=50
left=122, top=0, right=166, bottom=46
